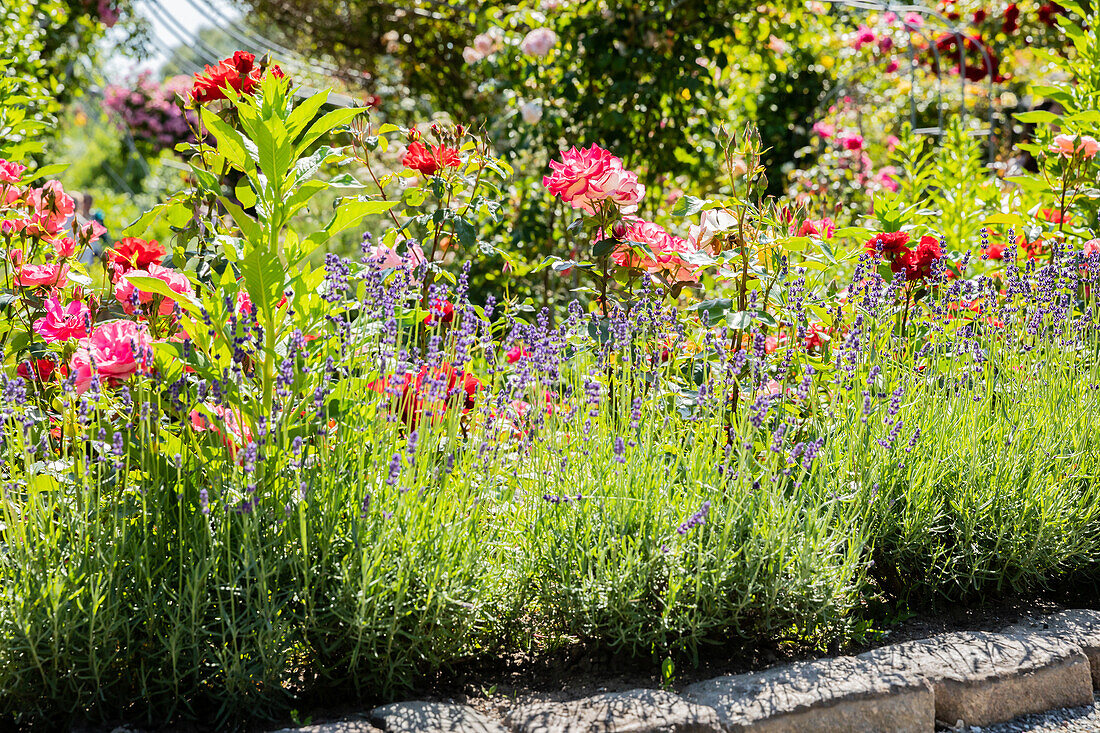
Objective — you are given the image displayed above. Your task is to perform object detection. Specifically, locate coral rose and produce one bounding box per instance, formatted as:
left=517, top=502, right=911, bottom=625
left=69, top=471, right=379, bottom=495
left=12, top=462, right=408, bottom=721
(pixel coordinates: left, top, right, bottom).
left=543, top=145, right=643, bottom=215
left=107, top=237, right=166, bottom=278
left=14, top=263, right=68, bottom=288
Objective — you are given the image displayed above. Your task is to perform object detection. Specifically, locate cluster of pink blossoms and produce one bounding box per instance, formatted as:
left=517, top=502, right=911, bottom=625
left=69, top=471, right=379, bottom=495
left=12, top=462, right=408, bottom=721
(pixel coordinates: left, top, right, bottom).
left=103, top=73, right=196, bottom=154
left=1, top=161, right=195, bottom=393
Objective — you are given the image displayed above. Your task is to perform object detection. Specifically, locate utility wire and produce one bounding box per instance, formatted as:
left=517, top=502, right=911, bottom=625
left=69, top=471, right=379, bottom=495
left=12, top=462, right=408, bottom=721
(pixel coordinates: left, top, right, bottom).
left=140, top=0, right=210, bottom=75
left=193, top=0, right=353, bottom=78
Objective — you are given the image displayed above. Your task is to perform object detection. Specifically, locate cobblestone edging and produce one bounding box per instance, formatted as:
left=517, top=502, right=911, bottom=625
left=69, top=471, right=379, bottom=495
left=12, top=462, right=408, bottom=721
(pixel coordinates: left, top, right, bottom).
left=272, top=609, right=1100, bottom=733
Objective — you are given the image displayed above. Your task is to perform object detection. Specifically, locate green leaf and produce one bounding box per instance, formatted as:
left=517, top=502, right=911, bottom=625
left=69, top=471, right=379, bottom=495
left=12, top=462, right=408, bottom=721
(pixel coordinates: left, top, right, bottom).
left=240, top=244, right=285, bottom=322
left=592, top=237, right=618, bottom=258
left=285, top=88, right=331, bottom=142
left=199, top=110, right=251, bottom=172
left=218, top=197, right=263, bottom=244
left=685, top=298, right=735, bottom=322
left=1014, top=110, right=1060, bottom=124
left=726, top=310, right=775, bottom=329
left=295, top=106, right=368, bottom=157
left=672, top=195, right=706, bottom=217
left=125, top=275, right=201, bottom=312
left=22, top=163, right=68, bottom=185
left=322, top=198, right=397, bottom=242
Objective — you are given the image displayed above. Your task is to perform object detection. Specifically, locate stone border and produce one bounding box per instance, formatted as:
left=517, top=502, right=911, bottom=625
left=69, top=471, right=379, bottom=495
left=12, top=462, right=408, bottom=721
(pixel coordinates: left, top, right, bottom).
left=272, top=609, right=1100, bottom=733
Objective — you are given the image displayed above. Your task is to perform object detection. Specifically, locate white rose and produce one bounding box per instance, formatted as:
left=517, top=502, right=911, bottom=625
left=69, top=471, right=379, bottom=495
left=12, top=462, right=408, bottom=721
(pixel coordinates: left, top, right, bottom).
left=520, top=99, right=543, bottom=124
left=520, top=27, right=558, bottom=57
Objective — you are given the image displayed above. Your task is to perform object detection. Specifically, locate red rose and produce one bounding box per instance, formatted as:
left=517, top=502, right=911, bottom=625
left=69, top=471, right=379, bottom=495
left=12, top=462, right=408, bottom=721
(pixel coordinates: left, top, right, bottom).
left=1003, top=3, right=1020, bottom=32
left=190, top=51, right=286, bottom=104
left=402, top=142, right=462, bottom=176
left=891, top=235, right=942, bottom=281
left=865, top=231, right=911, bottom=258
left=369, top=363, right=480, bottom=427
left=424, top=298, right=455, bottom=326
left=17, top=358, right=65, bottom=383
left=108, top=237, right=166, bottom=279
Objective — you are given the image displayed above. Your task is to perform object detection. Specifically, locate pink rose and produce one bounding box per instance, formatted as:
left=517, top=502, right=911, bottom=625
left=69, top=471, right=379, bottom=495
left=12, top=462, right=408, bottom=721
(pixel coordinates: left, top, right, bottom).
left=797, top=217, right=836, bottom=239
left=77, top=220, right=107, bottom=247
left=115, top=263, right=194, bottom=316
left=55, top=237, right=77, bottom=259
left=14, top=263, right=68, bottom=288
left=852, top=25, right=876, bottom=50
left=876, top=166, right=899, bottom=192
left=70, top=320, right=152, bottom=393
left=27, top=180, right=74, bottom=221
left=839, top=134, right=864, bottom=151
left=543, top=144, right=644, bottom=215
left=812, top=121, right=835, bottom=139
left=33, top=295, right=90, bottom=342
left=612, top=218, right=698, bottom=283
left=0, top=159, right=26, bottom=184
left=368, top=241, right=426, bottom=270
left=520, top=27, right=558, bottom=57
left=1083, top=239, right=1100, bottom=256
left=190, top=402, right=254, bottom=451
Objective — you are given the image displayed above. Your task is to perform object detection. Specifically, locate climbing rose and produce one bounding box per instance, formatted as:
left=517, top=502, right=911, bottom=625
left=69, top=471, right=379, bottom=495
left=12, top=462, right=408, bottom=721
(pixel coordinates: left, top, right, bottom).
left=520, top=28, right=558, bottom=57
left=70, top=320, right=152, bottom=393
left=34, top=295, right=90, bottom=342
left=839, top=134, right=864, bottom=151
left=520, top=99, right=543, bottom=124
